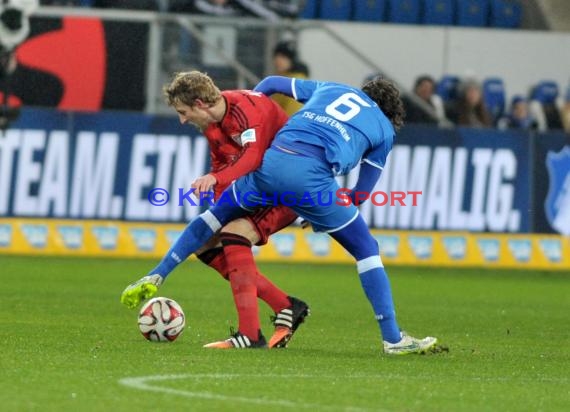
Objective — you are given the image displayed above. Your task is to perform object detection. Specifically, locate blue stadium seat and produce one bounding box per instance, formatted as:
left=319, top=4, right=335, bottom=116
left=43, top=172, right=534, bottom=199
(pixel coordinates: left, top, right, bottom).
left=530, top=80, right=563, bottom=131
left=530, top=80, right=563, bottom=130
left=490, top=0, right=522, bottom=28
left=482, top=77, right=506, bottom=123
left=319, top=0, right=351, bottom=21
left=456, top=0, right=489, bottom=27
left=531, top=81, right=559, bottom=105
left=353, top=0, right=386, bottom=22
left=387, top=0, right=420, bottom=24
left=299, top=0, right=319, bottom=19
left=423, top=0, right=455, bottom=25
left=436, top=75, right=460, bottom=101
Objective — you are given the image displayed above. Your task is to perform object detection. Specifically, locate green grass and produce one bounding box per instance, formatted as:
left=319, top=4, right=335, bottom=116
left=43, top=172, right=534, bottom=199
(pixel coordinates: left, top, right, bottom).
left=1, top=256, right=568, bottom=411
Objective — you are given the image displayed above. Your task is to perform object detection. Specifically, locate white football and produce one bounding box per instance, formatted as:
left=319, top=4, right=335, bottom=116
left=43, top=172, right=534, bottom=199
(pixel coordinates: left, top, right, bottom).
left=137, top=297, right=185, bottom=342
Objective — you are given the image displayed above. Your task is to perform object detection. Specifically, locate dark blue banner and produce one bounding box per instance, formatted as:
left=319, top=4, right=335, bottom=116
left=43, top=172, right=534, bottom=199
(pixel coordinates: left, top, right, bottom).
left=1, top=108, right=565, bottom=234
left=0, top=108, right=208, bottom=222
left=354, top=125, right=531, bottom=232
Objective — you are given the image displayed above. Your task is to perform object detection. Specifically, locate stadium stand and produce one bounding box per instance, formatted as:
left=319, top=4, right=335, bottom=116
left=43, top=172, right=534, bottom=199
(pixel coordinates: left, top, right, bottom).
left=353, top=0, right=386, bottom=22
left=300, top=0, right=318, bottom=19
left=387, top=0, right=420, bottom=24
left=422, top=0, right=455, bottom=25
left=489, top=0, right=522, bottom=28
left=456, top=0, right=490, bottom=27
left=482, top=77, right=506, bottom=124
left=497, top=95, right=538, bottom=130
left=319, top=0, right=351, bottom=21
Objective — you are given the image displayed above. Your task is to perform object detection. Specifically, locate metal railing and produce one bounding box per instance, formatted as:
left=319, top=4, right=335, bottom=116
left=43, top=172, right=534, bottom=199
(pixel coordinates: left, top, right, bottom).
left=33, top=6, right=440, bottom=122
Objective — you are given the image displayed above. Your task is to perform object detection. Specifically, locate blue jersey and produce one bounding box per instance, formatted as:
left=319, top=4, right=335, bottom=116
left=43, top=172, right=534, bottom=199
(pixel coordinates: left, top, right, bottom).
left=274, top=79, right=395, bottom=175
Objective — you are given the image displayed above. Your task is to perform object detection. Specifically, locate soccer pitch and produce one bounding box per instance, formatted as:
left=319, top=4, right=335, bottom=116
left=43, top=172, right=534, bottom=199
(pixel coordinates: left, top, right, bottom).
left=2, top=256, right=568, bottom=411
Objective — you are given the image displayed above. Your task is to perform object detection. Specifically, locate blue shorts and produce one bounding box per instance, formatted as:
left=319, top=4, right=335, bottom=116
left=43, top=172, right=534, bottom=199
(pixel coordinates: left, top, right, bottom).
left=232, top=147, right=358, bottom=232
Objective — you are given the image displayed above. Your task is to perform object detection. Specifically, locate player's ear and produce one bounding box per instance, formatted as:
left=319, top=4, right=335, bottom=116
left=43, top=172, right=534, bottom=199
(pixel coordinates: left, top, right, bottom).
left=194, top=99, right=207, bottom=109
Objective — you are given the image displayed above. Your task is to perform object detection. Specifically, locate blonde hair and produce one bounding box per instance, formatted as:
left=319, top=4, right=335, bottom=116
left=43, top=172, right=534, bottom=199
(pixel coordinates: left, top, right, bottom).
left=163, top=71, right=222, bottom=107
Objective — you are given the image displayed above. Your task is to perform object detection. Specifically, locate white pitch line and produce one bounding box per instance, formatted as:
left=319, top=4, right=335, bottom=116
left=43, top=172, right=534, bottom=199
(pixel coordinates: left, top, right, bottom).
left=118, top=373, right=386, bottom=412
left=118, top=372, right=567, bottom=411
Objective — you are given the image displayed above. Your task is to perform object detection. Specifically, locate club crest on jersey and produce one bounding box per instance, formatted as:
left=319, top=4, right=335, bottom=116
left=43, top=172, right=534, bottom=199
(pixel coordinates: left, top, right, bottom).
left=544, top=146, right=570, bottom=235
left=239, top=128, right=257, bottom=145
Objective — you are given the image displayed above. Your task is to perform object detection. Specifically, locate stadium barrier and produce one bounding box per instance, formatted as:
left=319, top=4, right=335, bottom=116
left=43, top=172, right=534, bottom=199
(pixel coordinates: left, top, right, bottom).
left=1, top=108, right=569, bottom=268
left=2, top=108, right=569, bottom=234
left=0, top=218, right=568, bottom=270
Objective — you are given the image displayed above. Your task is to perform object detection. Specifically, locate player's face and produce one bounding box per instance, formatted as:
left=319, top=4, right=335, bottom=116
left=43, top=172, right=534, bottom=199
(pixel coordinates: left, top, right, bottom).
left=174, top=102, right=212, bottom=130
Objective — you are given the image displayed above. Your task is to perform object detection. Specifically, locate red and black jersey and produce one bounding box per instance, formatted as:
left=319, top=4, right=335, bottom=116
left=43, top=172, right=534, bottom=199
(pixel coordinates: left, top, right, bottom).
left=204, top=90, right=289, bottom=199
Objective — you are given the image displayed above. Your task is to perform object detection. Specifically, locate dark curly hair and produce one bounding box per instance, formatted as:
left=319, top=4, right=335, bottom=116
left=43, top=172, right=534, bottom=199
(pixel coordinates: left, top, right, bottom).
left=362, top=77, right=405, bottom=131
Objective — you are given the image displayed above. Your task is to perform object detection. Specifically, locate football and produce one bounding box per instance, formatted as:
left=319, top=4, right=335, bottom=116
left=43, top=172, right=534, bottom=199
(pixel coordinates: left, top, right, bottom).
left=137, top=297, right=185, bottom=342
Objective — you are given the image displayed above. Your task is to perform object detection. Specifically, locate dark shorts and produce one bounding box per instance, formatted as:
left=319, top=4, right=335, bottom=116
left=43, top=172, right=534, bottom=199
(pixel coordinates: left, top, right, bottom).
left=245, top=205, right=298, bottom=245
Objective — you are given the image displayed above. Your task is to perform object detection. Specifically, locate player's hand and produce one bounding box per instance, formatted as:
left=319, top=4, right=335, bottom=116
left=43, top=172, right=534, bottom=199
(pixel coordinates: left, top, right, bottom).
left=191, top=174, right=217, bottom=198
left=120, top=274, right=163, bottom=309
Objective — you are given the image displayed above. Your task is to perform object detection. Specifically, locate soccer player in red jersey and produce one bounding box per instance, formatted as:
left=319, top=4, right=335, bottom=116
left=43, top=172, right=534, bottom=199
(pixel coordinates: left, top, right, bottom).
left=121, top=71, right=309, bottom=349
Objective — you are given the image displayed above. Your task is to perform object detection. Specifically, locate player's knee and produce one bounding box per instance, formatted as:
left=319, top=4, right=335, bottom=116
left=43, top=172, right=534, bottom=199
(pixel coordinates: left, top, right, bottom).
left=361, top=234, right=380, bottom=257
left=220, top=218, right=260, bottom=244
left=196, top=247, right=229, bottom=280
left=347, top=234, right=379, bottom=261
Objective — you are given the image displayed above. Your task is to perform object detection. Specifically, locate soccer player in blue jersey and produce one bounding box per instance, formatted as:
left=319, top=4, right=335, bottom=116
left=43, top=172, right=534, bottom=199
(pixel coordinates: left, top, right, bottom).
left=122, top=75, right=437, bottom=354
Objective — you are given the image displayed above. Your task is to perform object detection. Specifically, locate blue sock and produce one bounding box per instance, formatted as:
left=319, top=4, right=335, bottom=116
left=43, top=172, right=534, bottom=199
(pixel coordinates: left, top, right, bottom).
left=358, top=261, right=401, bottom=344
left=330, top=216, right=401, bottom=343
left=149, top=211, right=219, bottom=279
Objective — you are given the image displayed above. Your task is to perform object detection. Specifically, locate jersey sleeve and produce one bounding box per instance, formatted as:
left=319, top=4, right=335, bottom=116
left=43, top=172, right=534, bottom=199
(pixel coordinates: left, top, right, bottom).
left=254, top=76, right=322, bottom=103
left=209, top=149, right=226, bottom=174
left=208, top=144, right=232, bottom=200
left=212, top=125, right=267, bottom=187
left=349, top=162, right=382, bottom=206
left=254, top=76, right=294, bottom=97
left=290, top=78, right=321, bottom=103
left=362, top=135, right=393, bottom=170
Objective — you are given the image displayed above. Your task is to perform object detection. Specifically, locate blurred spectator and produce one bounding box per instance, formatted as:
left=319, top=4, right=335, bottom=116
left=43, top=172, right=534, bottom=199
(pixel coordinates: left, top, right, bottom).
left=0, top=0, right=40, bottom=128
left=497, top=95, right=537, bottom=131
left=562, top=83, right=570, bottom=133
left=270, top=40, right=309, bottom=115
left=263, top=0, right=302, bottom=18
left=403, top=75, right=446, bottom=125
left=528, top=80, right=564, bottom=132
left=273, top=40, right=309, bottom=77
left=414, top=75, right=435, bottom=103
left=446, top=79, right=493, bottom=127
left=169, top=0, right=280, bottom=20
left=562, top=103, right=570, bottom=133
